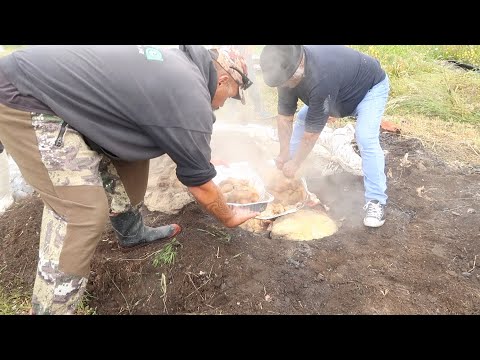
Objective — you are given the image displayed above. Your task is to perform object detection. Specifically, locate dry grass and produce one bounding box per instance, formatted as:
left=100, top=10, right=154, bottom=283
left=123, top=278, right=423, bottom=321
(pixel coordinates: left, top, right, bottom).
left=384, top=115, right=480, bottom=166
left=76, top=292, right=97, bottom=315
left=0, top=286, right=30, bottom=315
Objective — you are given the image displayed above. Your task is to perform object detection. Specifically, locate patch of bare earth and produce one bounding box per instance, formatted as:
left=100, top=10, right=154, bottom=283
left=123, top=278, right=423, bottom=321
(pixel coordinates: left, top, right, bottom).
left=1, top=132, right=479, bottom=314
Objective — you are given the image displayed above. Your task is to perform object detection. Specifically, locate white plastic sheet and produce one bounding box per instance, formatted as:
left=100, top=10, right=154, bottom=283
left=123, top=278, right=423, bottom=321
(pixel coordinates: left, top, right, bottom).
left=0, top=151, right=14, bottom=213
left=0, top=151, right=34, bottom=213
left=8, top=154, right=34, bottom=200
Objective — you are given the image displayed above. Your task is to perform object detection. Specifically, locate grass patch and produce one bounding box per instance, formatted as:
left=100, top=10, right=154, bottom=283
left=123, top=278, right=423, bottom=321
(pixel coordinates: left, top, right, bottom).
left=197, top=225, right=232, bottom=243
left=152, top=238, right=180, bottom=267
left=386, top=66, right=480, bottom=124
left=0, top=265, right=30, bottom=315
left=0, top=276, right=30, bottom=315
left=350, top=46, right=480, bottom=125
left=76, top=291, right=97, bottom=315
left=429, top=45, right=480, bottom=67
left=0, top=45, right=26, bottom=58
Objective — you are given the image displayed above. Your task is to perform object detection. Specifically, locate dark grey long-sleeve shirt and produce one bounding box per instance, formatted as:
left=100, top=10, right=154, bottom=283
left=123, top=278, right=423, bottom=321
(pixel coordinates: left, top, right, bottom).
left=0, top=45, right=219, bottom=186
left=278, top=45, right=386, bottom=133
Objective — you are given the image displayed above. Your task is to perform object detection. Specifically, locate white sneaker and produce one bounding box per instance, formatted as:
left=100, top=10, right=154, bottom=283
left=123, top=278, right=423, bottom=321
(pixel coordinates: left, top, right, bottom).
left=363, top=200, right=386, bottom=227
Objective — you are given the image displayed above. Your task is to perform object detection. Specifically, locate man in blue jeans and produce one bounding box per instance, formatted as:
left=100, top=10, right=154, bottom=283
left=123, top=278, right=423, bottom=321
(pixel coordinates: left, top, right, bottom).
left=260, top=45, right=390, bottom=227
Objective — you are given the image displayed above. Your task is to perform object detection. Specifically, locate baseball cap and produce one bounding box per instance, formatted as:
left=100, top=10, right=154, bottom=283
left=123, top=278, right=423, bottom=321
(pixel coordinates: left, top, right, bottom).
left=260, top=45, right=303, bottom=87
left=210, top=46, right=253, bottom=104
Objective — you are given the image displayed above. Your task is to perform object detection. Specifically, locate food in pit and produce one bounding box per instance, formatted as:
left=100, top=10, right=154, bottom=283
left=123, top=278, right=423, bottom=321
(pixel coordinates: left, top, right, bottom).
left=264, top=170, right=306, bottom=206
left=257, top=169, right=307, bottom=218
left=218, top=177, right=260, bottom=204
left=240, top=218, right=272, bottom=233
left=259, top=202, right=290, bottom=218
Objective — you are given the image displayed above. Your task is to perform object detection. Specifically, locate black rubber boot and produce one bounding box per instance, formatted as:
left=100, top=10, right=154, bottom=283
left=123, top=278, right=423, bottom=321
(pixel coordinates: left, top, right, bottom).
left=110, top=207, right=181, bottom=250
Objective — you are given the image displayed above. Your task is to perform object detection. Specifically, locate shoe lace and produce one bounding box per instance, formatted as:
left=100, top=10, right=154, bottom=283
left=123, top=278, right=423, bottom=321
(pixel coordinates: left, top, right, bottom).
left=363, top=201, right=383, bottom=219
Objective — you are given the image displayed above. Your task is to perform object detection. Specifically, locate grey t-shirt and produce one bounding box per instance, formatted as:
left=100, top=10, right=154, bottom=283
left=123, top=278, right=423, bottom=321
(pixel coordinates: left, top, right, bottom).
left=0, top=45, right=219, bottom=187
left=278, top=45, right=386, bottom=133
left=0, top=68, right=54, bottom=114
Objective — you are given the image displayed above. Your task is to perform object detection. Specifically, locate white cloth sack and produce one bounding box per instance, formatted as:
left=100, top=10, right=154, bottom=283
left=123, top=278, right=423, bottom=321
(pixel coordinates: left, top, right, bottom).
left=305, top=123, right=363, bottom=177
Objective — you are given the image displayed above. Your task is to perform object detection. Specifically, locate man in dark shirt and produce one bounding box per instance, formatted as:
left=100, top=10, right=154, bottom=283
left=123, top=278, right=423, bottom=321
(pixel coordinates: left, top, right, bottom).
left=0, top=45, right=258, bottom=315
left=260, top=45, right=390, bottom=229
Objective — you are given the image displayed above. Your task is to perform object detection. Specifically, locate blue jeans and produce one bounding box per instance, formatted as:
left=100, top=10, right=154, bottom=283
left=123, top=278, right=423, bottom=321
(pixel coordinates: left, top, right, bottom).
left=289, top=75, right=390, bottom=205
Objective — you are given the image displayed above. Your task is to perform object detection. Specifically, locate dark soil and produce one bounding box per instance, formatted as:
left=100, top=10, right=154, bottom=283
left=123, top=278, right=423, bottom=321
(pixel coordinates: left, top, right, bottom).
left=1, top=133, right=479, bottom=314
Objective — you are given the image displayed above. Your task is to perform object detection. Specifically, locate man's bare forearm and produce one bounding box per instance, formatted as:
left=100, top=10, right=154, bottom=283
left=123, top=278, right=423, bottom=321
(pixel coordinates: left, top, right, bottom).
left=292, top=131, right=320, bottom=165
left=277, top=114, right=294, bottom=158
left=188, top=180, right=235, bottom=227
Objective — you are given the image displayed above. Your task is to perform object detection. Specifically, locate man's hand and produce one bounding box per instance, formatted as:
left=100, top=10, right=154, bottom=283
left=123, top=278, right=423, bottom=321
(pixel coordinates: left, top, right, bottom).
left=274, top=154, right=290, bottom=170
left=188, top=180, right=259, bottom=228
left=225, top=207, right=259, bottom=228
left=282, top=160, right=300, bottom=178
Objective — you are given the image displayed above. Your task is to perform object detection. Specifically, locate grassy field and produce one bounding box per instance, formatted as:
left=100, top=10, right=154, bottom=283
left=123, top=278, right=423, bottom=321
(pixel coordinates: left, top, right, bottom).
left=1, top=45, right=479, bottom=314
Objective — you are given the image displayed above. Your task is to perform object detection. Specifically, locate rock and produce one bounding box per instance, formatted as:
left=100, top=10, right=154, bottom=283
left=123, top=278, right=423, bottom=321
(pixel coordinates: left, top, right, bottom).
left=446, top=270, right=457, bottom=277
left=417, top=162, right=427, bottom=171
left=144, top=155, right=194, bottom=214
left=271, top=209, right=338, bottom=241
left=467, top=208, right=476, bottom=214
left=287, top=258, right=300, bottom=268
left=462, top=272, right=472, bottom=277
left=297, top=243, right=313, bottom=257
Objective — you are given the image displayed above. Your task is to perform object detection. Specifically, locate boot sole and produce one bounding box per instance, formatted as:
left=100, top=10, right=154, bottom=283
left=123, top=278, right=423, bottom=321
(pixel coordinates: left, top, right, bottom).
left=118, top=224, right=182, bottom=253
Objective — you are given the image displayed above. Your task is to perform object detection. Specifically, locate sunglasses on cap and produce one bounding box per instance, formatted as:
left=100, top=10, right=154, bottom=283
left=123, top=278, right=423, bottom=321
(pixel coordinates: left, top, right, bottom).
left=230, top=65, right=253, bottom=90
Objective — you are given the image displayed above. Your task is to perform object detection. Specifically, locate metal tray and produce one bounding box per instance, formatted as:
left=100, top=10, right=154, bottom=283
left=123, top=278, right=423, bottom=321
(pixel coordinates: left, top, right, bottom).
left=227, top=192, right=275, bottom=213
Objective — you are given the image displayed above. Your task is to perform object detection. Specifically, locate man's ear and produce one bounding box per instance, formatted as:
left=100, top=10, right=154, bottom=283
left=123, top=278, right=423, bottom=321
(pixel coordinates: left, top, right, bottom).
left=218, top=74, right=230, bottom=86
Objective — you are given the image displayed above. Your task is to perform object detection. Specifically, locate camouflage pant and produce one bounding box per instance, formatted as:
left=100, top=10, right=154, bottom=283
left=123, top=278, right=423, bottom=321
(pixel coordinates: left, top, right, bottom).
left=99, top=158, right=135, bottom=214
left=32, top=205, right=89, bottom=315
left=0, top=104, right=148, bottom=315
left=28, top=114, right=134, bottom=314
